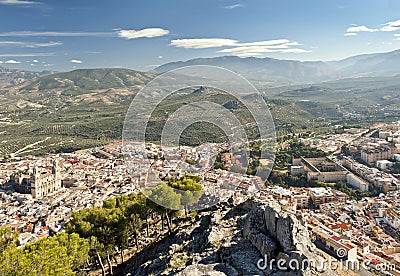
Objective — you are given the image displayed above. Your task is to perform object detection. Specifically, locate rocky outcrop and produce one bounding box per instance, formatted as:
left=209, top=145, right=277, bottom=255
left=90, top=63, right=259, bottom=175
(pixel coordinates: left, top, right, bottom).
left=175, top=263, right=238, bottom=276
left=243, top=201, right=276, bottom=259
left=123, top=199, right=339, bottom=276
left=243, top=200, right=330, bottom=275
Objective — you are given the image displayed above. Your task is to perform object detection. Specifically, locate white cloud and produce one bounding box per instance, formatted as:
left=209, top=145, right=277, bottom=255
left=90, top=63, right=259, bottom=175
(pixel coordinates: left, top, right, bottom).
left=344, top=25, right=378, bottom=36
left=0, top=41, right=62, bottom=48
left=44, top=63, right=54, bottom=67
left=346, top=25, right=378, bottom=33
left=0, top=52, right=53, bottom=57
left=219, top=45, right=280, bottom=54
left=381, top=19, right=400, bottom=32
left=0, top=0, right=40, bottom=5
left=158, top=55, right=163, bottom=59
left=238, top=39, right=292, bottom=47
left=223, top=3, right=244, bottom=9
left=5, top=59, right=20, bottom=64
left=170, top=38, right=239, bottom=49
left=280, top=48, right=312, bottom=53
left=116, top=28, right=169, bottom=39
left=0, top=28, right=169, bottom=40
left=344, top=20, right=400, bottom=36
left=0, top=61, right=3, bottom=64
left=170, top=37, right=310, bottom=57
left=219, top=44, right=310, bottom=56
left=26, top=41, right=62, bottom=48
left=0, top=31, right=112, bottom=37
left=32, top=59, right=39, bottom=62
left=70, top=59, right=82, bottom=64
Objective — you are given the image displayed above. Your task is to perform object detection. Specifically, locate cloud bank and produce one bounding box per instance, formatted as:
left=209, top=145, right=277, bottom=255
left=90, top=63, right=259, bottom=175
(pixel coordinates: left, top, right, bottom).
left=381, top=19, right=400, bottom=32
left=0, top=0, right=40, bottom=5
left=116, top=28, right=169, bottom=39
left=5, top=59, right=21, bottom=64
left=0, top=41, right=62, bottom=48
left=170, top=38, right=309, bottom=57
left=223, top=3, right=244, bottom=9
left=345, top=19, right=400, bottom=36
left=170, top=38, right=239, bottom=49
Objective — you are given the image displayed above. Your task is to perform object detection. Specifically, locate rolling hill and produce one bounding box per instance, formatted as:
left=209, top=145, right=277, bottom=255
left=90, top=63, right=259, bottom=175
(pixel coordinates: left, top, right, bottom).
left=0, top=67, right=340, bottom=157
left=0, top=68, right=155, bottom=157
left=22, top=68, right=154, bottom=92
left=1, top=48, right=400, bottom=157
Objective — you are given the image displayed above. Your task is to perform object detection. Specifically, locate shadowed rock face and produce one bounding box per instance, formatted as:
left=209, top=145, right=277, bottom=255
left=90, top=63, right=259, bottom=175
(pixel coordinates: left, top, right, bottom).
left=242, top=200, right=337, bottom=276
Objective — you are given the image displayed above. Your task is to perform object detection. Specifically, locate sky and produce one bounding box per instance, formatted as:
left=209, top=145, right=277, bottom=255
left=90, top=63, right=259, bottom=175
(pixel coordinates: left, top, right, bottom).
left=0, top=0, right=400, bottom=72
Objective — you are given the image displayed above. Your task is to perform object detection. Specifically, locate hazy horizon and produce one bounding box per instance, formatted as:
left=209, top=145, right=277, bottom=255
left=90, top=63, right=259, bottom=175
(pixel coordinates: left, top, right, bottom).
left=1, top=0, right=400, bottom=72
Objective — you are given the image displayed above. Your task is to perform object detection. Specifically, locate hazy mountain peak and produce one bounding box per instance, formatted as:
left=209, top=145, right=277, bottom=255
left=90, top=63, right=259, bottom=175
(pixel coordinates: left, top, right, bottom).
left=155, top=49, right=400, bottom=85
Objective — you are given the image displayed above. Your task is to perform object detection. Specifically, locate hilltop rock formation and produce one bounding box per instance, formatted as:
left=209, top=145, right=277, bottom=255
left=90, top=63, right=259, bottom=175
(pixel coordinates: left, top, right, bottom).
left=123, top=199, right=338, bottom=276
left=242, top=200, right=331, bottom=275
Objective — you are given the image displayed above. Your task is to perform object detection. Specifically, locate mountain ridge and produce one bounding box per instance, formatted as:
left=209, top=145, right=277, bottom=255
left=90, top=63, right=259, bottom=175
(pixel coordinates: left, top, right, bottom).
left=0, top=66, right=54, bottom=88
left=21, top=68, right=155, bottom=92
left=2, top=49, right=400, bottom=89
left=154, top=49, right=400, bottom=85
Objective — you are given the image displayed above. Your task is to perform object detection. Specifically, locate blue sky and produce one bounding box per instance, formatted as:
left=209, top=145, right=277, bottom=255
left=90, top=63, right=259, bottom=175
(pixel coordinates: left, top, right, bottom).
left=0, top=0, right=400, bottom=71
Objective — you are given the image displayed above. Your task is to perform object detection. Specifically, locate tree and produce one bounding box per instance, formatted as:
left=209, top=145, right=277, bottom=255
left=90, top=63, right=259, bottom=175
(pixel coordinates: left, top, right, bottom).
left=146, top=183, right=182, bottom=234
left=66, top=207, right=125, bottom=275
left=0, top=226, right=18, bottom=252
left=167, top=175, right=203, bottom=215
left=24, top=233, right=87, bottom=276
left=0, top=226, right=29, bottom=276
left=341, top=145, right=351, bottom=156
left=129, top=213, right=142, bottom=249
left=0, top=227, right=89, bottom=276
left=50, top=232, right=90, bottom=269
left=391, top=162, right=400, bottom=174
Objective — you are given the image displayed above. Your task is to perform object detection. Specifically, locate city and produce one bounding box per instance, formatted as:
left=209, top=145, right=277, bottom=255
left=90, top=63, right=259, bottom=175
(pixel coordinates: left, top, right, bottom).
left=2, top=0, right=400, bottom=275
left=1, top=121, right=400, bottom=274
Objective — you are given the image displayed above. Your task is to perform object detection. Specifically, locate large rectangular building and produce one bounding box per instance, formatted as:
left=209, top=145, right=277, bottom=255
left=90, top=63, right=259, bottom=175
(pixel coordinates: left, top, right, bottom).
left=10, top=160, right=61, bottom=198
left=361, top=146, right=394, bottom=165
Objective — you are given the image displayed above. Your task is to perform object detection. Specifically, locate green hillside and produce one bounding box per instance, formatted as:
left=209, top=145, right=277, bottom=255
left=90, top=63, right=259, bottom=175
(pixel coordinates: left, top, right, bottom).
left=0, top=67, right=399, bottom=157
left=22, top=68, right=155, bottom=91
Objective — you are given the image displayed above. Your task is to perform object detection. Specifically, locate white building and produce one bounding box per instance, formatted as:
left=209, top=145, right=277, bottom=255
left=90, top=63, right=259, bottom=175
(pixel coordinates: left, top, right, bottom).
left=346, top=174, right=369, bottom=192
left=376, top=160, right=393, bottom=171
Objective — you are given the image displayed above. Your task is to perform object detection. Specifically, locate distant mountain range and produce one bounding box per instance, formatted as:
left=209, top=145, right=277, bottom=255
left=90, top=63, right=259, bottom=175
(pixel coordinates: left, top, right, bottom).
left=1, top=49, right=400, bottom=89
left=154, top=49, right=400, bottom=85
left=0, top=66, right=53, bottom=87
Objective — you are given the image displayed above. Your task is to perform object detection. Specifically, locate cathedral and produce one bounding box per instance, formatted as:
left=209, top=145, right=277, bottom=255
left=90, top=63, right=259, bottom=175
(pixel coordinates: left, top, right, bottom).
left=11, top=160, right=62, bottom=198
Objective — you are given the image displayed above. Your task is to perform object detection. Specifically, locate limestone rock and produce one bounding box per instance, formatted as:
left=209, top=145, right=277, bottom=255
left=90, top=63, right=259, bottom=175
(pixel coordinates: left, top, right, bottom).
left=175, top=263, right=238, bottom=276
left=242, top=200, right=329, bottom=275
left=123, top=198, right=333, bottom=276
